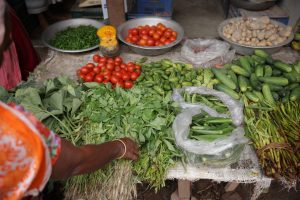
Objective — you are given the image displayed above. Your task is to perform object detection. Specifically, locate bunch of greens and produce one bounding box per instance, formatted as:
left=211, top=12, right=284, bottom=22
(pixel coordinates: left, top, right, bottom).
left=49, top=25, right=99, bottom=50
left=245, top=101, right=300, bottom=182
left=0, top=77, right=83, bottom=137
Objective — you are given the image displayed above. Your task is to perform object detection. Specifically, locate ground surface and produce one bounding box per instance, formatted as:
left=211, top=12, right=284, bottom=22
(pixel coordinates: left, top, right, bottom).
left=19, top=0, right=300, bottom=199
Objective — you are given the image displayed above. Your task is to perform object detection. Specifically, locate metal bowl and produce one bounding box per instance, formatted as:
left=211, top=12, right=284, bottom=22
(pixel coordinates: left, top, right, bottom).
left=42, top=18, right=104, bottom=53
left=218, top=17, right=294, bottom=55
left=117, top=17, right=184, bottom=56
left=230, top=0, right=277, bottom=11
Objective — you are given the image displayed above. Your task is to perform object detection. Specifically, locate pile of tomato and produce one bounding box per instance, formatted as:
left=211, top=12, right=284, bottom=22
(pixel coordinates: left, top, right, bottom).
left=125, top=23, right=177, bottom=47
left=77, top=54, right=141, bottom=89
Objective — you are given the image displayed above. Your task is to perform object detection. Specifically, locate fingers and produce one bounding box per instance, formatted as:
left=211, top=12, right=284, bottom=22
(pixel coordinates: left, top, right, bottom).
left=121, top=137, right=140, bottom=161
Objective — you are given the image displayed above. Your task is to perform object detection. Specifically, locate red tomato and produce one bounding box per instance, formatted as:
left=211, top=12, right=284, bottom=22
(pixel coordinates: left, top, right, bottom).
left=125, top=37, right=132, bottom=43
left=131, top=36, right=139, bottom=43
left=114, top=71, right=122, bottom=78
left=120, top=63, right=127, bottom=69
left=127, top=65, right=135, bottom=72
left=103, top=74, right=111, bottom=82
left=141, top=29, right=148, bottom=35
left=107, top=58, right=114, bottom=64
left=164, top=40, right=172, bottom=45
left=114, top=56, right=123, bottom=64
left=141, top=35, right=149, bottom=40
left=155, top=41, right=160, bottom=46
left=156, top=30, right=163, bottom=36
left=170, top=36, right=176, bottom=42
left=153, top=33, right=160, bottom=41
left=130, top=72, right=139, bottom=81
left=110, top=75, right=119, bottom=84
left=97, top=62, right=105, bottom=68
left=124, top=81, right=133, bottom=89
left=114, top=66, right=121, bottom=72
left=160, top=37, right=167, bottom=43
left=135, top=65, right=141, bottom=70
left=149, top=29, right=155, bottom=36
left=93, top=67, right=101, bottom=74
left=135, top=69, right=141, bottom=75
left=100, top=57, right=107, bottom=63
left=102, top=69, right=111, bottom=76
left=172, top=31, right=177, bottom=37
left=132, top=28, right=138, bottom=35
left=86, top=63, right=95, bottom=69
left=94, top=74, right=104, bottom=83
left=146, top=39, right=155, bottom=46
left=80, top=66, right=90, bottom=74
left=84, top=74, right=94, bottom=82
left=116, top=80, right=124, bottom=88
left=139, top=39, right=147, bottom=46
left=127, top=62, right=135, bottom=67
left=106, top=63, right=115, bottom=71
left=121, top=73, right=130, bottom=81
left=164, top=31, right=172, bottom=38
left=93, top=54, right=101, bottom=63
left=79, top=73, right=85, bottom=80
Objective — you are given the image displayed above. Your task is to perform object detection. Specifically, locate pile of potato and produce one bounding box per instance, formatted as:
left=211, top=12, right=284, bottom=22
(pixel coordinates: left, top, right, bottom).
left=222, top=16, right=292, bottom=47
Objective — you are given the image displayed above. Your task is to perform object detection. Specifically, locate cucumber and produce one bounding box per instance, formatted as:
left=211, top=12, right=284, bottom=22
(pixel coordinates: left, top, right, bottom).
left=227, top=70, right=238, bottom=86
left=211, top=68, right=237, bottom=90
left=231, top=65, right=250, bottom=77
left=255, top=65, right=264, bottom=77
left=264, top=65, right=272, bottom=77
left=245, top=91, right=259, bottom=102
left=272, top=69, right=282, bottom=76
left=258, top=77, right=289, bottom=86
left=262, top=84, right=275, bottom=105
left=252, top=55, right=266, bottom=64
left=273, top=60, right=293, bottom=72
left=253, top=90, right=264, bottom=102
left=254, top=50, right=273, bottom=64
left=238, top=75, right=249, bottom=92
left=294, top=60, right=300, bottom=74
left=269, top=85, right=283, bottom=91
left=245, top=55, right=254, bottom=67
left=285, top=83, right=299, bottom=91
left=283, top=71, right=300, bottom=83
left=250, top=73, right=262, bottom=90
left=290, top=87, right=300, bottom=101
left=239, top=56, right=252, bottom=73
left=215, top=84, right=240, bottom=100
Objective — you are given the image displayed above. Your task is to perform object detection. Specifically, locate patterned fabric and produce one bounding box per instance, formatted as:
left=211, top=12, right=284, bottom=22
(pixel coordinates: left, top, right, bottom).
left=0, top=102, right=61, bottom=200
left=9, top=103, right=61, bottom=165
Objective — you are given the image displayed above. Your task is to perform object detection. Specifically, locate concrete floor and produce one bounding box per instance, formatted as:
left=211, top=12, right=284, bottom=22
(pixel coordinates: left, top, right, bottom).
left=173, top=0, right=225, bottom=38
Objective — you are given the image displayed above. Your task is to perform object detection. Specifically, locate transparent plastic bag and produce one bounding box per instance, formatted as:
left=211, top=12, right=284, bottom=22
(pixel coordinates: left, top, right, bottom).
left=172, top=87, right=248, bottom=166
left=181, top=39, right=235, bottom=68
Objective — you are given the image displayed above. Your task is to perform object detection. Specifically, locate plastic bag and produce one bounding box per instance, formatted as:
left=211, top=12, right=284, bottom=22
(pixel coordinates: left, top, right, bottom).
left=181, top=39, right=235, bottom=68
left=172, top=87, right=248, bottom=166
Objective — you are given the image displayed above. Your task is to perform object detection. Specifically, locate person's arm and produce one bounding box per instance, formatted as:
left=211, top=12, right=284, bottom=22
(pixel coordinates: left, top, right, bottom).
left=51, top=137, right=139, bottom=179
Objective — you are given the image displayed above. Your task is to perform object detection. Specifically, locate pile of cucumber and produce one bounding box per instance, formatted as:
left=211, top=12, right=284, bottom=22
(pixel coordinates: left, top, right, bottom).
left=211, top=50, right=300, bottom=104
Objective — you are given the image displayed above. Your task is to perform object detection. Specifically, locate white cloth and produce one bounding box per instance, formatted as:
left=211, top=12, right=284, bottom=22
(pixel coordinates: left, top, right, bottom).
left=25, top=0, right=63, bottom=14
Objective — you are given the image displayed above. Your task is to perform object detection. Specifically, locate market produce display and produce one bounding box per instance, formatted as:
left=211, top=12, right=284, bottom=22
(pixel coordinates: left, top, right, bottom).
left=222, top=17, right=292, bottom=47
left=125, top=23, right=178, bottom=46
left=245, top=101, right=300, bottom=182
left=49, top=25, right=99, bottom=50
left=210, top=50, right=300, bottom=104
left=76, top=55, right=141, bottom=89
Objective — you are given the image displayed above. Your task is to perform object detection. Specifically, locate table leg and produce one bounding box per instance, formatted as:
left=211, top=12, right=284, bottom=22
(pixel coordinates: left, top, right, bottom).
left=170, top=180, right=197, bottom=200
left=224, top=181, right=240, bottom=192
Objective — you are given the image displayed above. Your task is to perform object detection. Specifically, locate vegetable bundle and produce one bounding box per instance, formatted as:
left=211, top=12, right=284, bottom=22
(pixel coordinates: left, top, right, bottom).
left=49, top=25, right=99, bottom=50
left=245, top=101, right=300, bottom=182
left=211, top=50, right=300, bottom=104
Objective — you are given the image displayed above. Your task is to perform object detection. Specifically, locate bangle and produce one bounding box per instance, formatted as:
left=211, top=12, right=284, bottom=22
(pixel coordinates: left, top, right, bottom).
left=114, top=139, right=127, bottom=159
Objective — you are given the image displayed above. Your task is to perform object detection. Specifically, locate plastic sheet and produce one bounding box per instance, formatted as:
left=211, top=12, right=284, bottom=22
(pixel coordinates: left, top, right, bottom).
left=172, top=87, right=248, bottom=166
left=181, top=39, right=235, bottom=68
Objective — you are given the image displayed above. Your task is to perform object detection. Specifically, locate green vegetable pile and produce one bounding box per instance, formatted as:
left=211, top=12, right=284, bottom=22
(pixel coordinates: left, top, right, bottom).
left=245, top=101, right=300, bottom=182
left=210, top=50, right=300, bottom=105
left=49, top=25, right=99, bottom=50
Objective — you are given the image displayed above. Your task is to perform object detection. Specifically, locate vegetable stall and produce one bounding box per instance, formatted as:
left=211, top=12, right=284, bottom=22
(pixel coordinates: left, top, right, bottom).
left=1, top=15, right=300, bottom=200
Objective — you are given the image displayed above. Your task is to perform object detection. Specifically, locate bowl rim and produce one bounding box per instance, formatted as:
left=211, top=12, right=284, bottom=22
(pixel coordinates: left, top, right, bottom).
left=42, top=18, right=104, bottom=53
left=117, top=16, right=184, bottom=50
left=218, top=17, right=294, bottom=49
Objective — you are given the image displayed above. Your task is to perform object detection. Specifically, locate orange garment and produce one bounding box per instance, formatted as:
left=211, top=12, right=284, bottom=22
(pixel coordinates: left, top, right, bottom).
left=0, top=102, right=61, bottom=200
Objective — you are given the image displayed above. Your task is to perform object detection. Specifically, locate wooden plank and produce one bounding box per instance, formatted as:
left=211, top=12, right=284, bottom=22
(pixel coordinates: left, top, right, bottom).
left=107, top=0, right=125, bottom=27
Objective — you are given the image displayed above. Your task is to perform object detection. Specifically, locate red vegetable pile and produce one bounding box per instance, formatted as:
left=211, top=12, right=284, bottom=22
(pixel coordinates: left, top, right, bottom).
left=125, top=23, right=177, bottom=47
left=76, top=54, right=141, bottom=89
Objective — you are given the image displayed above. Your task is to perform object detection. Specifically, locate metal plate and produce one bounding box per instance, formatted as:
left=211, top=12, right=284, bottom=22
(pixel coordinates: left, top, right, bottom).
left=117, top=17, right=184, bottom=56
left=218, top=17, right=294, bottom=55
left=42, top=18, right=104, bottom=53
